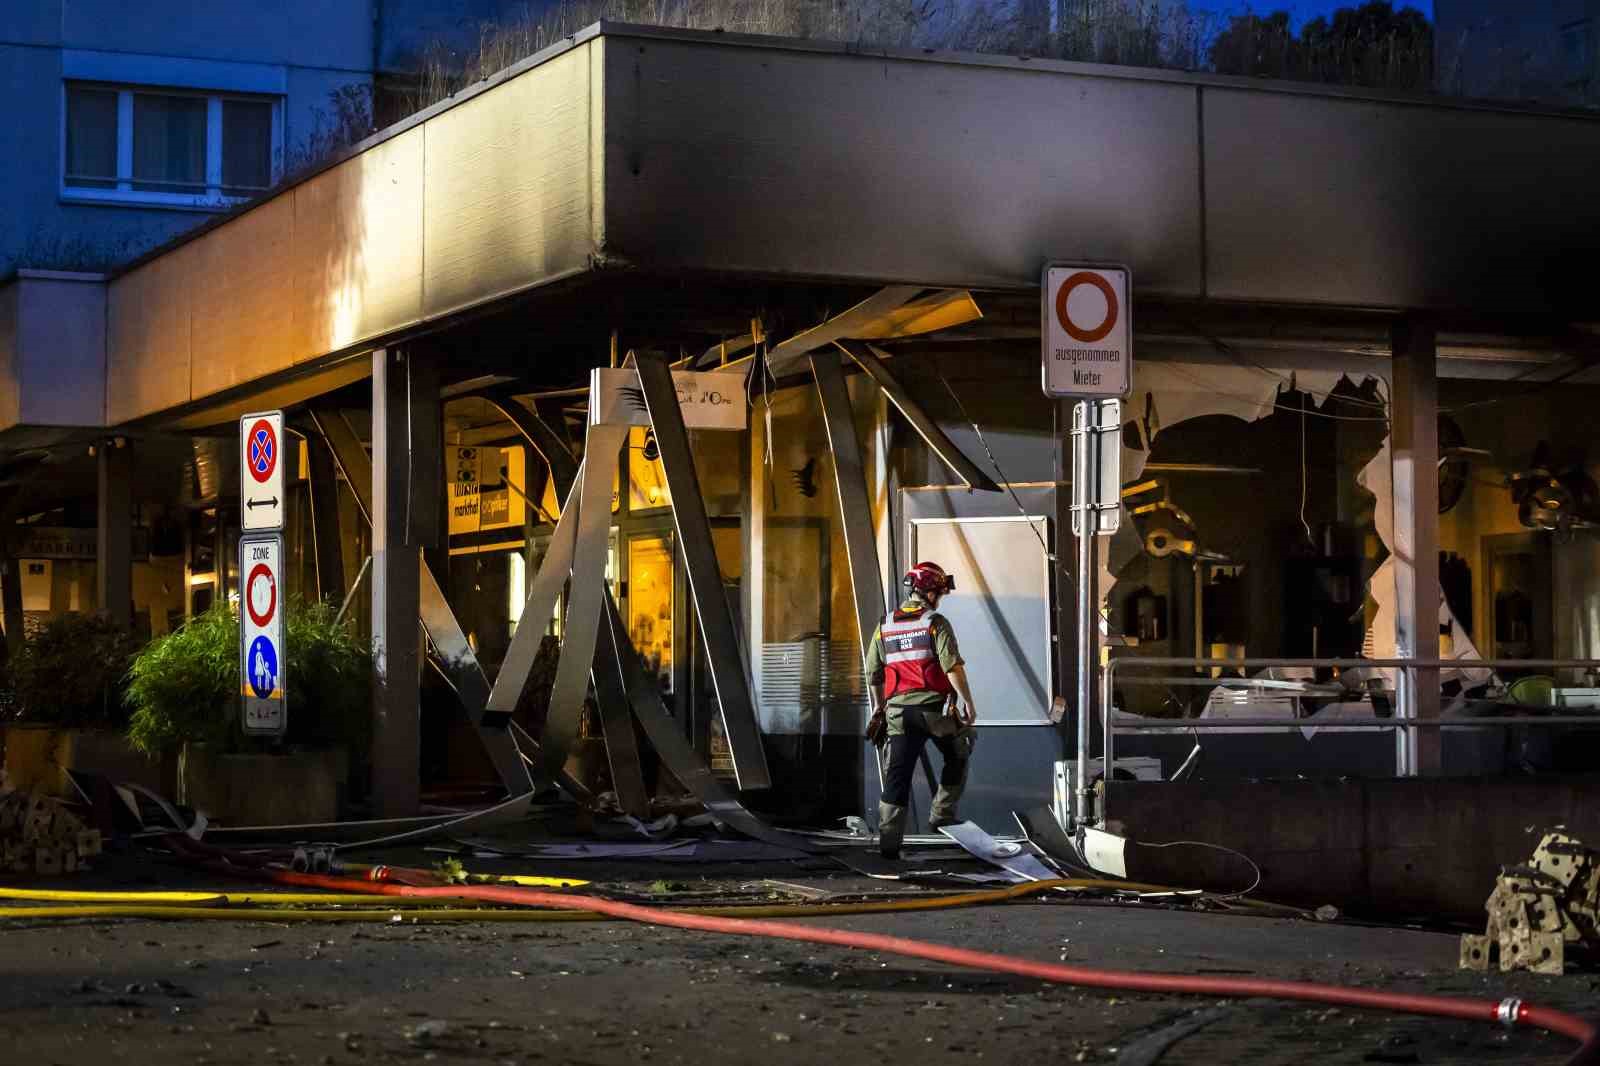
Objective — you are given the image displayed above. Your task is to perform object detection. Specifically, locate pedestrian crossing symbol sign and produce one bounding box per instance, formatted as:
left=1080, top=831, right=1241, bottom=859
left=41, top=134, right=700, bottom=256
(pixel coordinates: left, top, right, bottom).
left=239, top=533, right=286, bottom=735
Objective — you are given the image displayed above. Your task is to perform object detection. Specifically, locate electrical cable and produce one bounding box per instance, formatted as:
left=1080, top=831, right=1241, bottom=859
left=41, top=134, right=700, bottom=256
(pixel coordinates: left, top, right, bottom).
left=38, top=863, right=1591, bottom=1065
left=934, top=368, right=1056, bottom=566
left=1131, top=839, right=1263, bottom=900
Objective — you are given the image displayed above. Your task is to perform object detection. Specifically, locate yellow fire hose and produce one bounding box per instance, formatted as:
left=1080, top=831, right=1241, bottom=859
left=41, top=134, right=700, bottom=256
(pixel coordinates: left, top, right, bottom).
left=0, top=878, right=1303, bottom=923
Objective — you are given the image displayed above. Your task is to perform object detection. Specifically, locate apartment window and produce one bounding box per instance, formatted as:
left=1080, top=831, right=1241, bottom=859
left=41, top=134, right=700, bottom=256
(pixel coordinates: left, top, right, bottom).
left=63, top=82, right=280, bottom=208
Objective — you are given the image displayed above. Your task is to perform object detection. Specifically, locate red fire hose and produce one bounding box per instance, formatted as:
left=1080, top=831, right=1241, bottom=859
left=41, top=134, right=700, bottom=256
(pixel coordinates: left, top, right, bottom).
left=253, top=866, right=1597, bottom=1064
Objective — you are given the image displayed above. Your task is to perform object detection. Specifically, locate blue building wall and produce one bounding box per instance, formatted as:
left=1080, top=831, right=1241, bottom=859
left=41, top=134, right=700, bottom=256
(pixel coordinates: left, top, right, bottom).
left=0, top=1, right=377, bottom=275
left=1436, top=0, right=1600, bottom=105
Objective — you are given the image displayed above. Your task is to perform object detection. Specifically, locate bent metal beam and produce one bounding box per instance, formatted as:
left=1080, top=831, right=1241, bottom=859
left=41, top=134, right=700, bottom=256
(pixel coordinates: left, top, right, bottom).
left=633, top=353, right=772, bottom=791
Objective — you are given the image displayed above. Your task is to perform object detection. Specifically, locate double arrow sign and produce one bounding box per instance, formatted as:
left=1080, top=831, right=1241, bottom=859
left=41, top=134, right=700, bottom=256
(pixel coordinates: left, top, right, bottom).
left=240, top=410, right=285, bottom=533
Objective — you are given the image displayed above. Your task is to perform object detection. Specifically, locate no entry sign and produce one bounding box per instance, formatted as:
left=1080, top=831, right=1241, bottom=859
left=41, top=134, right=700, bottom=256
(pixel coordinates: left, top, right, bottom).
left=1041, top=264, right=1132, bottom=398
left=240, top=410, right=285, bottom=531
left=239, top=533, right=286, bottom=736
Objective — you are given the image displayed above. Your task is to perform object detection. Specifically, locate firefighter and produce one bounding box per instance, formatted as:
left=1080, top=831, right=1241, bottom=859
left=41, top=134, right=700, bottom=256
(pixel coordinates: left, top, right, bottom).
left=865, top=561, right=978, bottom=859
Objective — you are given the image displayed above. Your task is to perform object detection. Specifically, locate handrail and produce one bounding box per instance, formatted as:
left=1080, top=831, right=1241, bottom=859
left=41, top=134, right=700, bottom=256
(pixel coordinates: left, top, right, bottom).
left=1086, top=655, right=1600, bottom=830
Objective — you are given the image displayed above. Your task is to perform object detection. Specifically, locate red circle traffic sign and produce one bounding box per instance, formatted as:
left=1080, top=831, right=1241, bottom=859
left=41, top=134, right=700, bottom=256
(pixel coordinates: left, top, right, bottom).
left=1054, top=271, right=1119, bottom=344
left=246, top=563, right=277, bottom=627
left=247, top=419, right=278, bottom=484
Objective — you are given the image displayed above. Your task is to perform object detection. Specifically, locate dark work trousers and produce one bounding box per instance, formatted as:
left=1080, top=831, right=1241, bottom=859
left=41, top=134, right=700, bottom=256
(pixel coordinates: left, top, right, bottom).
left=882, top=706, right=969, bottom=809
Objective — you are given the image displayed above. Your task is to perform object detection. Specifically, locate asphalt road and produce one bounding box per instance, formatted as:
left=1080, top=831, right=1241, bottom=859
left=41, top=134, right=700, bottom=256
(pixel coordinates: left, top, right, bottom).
left=2, top=891, right=1595, bottom=1065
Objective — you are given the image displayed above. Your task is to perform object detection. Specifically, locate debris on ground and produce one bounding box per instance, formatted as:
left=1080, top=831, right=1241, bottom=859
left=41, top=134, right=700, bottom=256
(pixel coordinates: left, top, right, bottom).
left=1461, top=828, right=1599, bottom=975
left=0, top=782, right=101, bottom=875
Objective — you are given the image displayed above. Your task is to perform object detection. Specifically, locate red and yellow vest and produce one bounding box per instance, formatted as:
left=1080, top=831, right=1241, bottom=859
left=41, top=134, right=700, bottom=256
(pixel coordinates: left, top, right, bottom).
left=880, top=606, right=953, bottom=699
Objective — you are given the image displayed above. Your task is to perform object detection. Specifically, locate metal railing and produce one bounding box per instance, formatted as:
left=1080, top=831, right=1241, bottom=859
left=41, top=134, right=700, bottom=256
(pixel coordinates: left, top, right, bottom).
left=1087, top=656, right=1600, bottom=829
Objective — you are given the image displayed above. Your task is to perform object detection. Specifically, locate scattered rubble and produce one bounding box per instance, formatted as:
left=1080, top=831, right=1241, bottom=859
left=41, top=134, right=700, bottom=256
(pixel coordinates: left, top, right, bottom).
left=1461, top=829, right=1599, bottom=975
left=0, top=783, right=101, bottom=874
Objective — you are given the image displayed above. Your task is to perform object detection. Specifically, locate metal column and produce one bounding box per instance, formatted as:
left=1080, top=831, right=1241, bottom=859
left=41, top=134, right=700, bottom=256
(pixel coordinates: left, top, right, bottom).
left=1391, top=316, right=1442, bottom=776
left=541, top=425, right=626, bottom=784
left=370, top=347, right=441, bottom=816
left=634, top=352, right=772, bottom=791
left=310, top=399, right=533, bottom=800
left=96, top=438, right=133, bottom=628
left=811, top=348, right=887, bottom=665
left=0, top=554, right=23, bottom=659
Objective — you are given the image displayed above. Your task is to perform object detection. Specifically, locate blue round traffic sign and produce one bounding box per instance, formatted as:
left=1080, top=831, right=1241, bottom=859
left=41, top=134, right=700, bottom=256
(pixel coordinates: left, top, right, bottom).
left=247, top=635, right=279, bottom=699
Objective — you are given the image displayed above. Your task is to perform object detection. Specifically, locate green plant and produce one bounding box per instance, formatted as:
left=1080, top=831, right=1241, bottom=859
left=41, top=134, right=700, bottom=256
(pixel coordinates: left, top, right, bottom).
left=7, top=614, right=139, bottom=729
left=126, top=601, right=371, bottom=756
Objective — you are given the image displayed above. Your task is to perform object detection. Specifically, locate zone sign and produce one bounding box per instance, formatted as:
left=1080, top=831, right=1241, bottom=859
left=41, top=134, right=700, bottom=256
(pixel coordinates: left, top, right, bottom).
left=1041, top=263, right=1132, bottom=399
left=240, top=410, right=285, bottom=531
left=239, top=533, right=287, bottom=737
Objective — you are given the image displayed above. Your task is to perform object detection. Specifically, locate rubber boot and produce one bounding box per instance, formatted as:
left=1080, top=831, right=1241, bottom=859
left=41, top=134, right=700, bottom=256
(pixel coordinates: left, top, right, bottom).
left=928, top=783, right=965, bottom=831
left=878, top=802, right=908, bottom=859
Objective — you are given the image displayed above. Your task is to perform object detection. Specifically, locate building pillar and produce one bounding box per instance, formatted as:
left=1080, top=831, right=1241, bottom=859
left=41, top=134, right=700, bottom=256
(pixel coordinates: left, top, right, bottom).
left=370, top=346, right=442, bottom=816
left=96, top=437, right=133, bottom=629
left=1391, top=315, right=1441, bottom=776
left=0, top=554, right=24, bottom=659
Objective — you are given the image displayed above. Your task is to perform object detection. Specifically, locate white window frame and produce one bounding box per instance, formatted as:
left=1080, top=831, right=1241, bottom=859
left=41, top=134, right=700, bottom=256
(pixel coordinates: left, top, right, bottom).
left=60, top=81, right=284, bottom=211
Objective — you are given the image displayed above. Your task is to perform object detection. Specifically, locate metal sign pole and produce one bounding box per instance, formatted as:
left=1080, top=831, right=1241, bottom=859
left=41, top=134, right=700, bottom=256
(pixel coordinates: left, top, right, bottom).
left=1042, top=262, right=1129, bottom=831
left=1072, top=401, right=1097, bottom=830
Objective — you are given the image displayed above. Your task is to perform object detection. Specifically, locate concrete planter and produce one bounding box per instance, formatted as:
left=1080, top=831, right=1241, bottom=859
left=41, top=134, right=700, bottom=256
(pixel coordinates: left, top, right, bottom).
left=178, top=744, right=347, bottom=826
left=0, top=725, right=174, bottom=797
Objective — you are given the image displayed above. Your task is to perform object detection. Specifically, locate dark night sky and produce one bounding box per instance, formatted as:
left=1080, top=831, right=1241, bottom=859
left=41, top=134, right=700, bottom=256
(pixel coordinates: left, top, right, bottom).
left=1197, top=1, right=1434, bottom=29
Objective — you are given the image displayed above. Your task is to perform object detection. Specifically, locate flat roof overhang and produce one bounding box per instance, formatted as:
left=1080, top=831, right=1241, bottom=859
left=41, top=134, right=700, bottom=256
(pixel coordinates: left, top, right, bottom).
left=10, top=22, right=1600, bottom=437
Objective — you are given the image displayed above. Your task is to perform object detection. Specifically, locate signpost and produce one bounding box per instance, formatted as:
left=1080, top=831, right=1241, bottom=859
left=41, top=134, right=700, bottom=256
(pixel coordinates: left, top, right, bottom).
left=239, top=410, right=287, bottom=737
left=1042, top=264, right=1131, bottom=399
left=239, top=532, right=286, bottom=736
left=240, top=410, right=285, bottom=532
left=1042, top=263, right=1131, bottom=830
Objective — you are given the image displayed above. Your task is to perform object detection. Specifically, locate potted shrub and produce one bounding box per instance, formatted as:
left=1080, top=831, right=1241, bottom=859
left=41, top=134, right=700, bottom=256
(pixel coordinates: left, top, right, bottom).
left=1, top=614, right=166, bottom=796
left=126, top=601, right=370, bottom=825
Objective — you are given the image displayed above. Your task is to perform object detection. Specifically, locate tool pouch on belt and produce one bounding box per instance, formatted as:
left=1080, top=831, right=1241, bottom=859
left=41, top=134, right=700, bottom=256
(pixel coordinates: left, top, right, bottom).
left=952, top=726, right=977, bottom=759
left=865, top=708, right=888, bottom=748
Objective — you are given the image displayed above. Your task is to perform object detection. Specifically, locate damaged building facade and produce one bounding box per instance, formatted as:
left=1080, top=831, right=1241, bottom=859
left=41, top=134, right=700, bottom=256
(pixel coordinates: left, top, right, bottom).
left=3, top=23, right=1600, bottom=838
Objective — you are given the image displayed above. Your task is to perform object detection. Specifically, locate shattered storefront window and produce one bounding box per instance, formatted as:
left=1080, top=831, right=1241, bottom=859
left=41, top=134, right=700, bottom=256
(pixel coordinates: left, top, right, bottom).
left=753, top=383, right=867, bottom=819
left=1109, top=363, right=1391, bottom=717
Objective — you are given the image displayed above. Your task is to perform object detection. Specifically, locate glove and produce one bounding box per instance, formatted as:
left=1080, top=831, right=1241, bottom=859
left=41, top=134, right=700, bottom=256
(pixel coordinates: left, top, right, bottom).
left=865, top=708, right=888, bottom=748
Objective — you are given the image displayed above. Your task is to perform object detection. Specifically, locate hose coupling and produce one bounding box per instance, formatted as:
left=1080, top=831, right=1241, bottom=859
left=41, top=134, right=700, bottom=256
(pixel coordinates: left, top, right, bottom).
left=1497, top=998, right=1524, bottom=1028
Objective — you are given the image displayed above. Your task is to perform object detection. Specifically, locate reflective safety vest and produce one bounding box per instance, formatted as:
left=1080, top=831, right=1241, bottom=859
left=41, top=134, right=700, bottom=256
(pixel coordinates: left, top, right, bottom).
left=880, top=608, right=953, bottom=699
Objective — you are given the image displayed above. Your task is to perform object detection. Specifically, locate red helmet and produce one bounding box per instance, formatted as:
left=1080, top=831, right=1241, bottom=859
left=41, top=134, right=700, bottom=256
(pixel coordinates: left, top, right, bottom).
left=903, top=561, right=955, bottom=597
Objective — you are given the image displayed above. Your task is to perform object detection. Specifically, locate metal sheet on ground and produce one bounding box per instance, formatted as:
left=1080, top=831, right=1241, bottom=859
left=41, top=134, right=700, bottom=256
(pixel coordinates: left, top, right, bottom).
left=939, top=821, right=1060, bottom=882
left=1013, top=806, right=1092, bottom=875
left=831, top=848, right=1000, bottom=882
